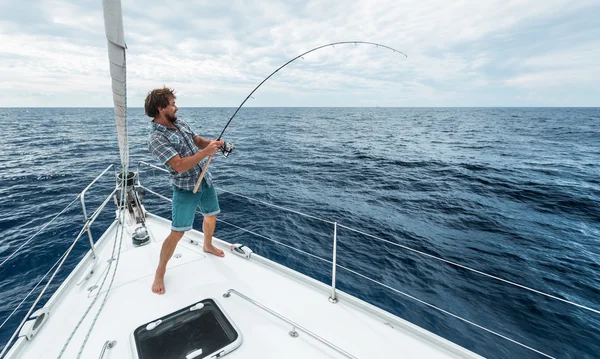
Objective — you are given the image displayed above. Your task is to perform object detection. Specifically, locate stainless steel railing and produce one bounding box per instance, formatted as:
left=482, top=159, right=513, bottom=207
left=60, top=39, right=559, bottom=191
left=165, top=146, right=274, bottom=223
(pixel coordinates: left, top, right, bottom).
left=135, top=160, right=600, bottom=359
left=79, top=164, right=118, bottom=257
left=98, top=340, right=116, bottom=359
left=136, top=160, right=600, bottom=315
left=223, top=289, right=357, bottom=359
left=0, top=165, right=124, bottom=358
left=0, top=164, right=119, bottom=270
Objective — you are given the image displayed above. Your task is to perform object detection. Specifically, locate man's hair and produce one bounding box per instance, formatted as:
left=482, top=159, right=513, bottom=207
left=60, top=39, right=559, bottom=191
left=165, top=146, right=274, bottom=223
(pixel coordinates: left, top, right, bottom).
left=144, top=87, right=176, bottom=118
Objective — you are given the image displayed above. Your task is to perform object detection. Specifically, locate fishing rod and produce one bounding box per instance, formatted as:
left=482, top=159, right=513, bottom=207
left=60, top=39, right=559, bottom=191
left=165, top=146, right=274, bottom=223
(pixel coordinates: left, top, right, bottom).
left=193, top=41, right=407, bottom=193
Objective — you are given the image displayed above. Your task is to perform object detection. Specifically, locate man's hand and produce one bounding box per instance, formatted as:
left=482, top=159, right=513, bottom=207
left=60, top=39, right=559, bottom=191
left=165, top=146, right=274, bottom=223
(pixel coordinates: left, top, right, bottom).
left=204, top=140, right=224, bottom=156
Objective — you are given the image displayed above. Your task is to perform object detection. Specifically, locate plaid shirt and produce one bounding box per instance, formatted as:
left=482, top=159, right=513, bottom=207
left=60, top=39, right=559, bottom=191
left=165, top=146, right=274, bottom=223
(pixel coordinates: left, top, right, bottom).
left=148, top=119, right=213, bottom=190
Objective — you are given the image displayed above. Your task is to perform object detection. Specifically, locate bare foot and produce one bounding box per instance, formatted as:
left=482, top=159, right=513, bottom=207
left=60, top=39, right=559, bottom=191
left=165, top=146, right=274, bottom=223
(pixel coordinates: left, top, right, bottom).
left=152, top=271, right=166, bottom=295
left=203, top=244, right=225, bottom=257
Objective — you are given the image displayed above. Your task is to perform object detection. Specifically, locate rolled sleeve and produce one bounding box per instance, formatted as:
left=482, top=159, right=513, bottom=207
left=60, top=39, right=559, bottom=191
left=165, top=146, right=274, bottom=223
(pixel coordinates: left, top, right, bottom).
left=149, top=134, right=178, bottom=165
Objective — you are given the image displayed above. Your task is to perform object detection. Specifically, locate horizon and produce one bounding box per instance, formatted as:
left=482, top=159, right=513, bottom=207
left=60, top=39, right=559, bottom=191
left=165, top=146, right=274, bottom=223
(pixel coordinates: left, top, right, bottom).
left=1, top=106, right=599, bottom=109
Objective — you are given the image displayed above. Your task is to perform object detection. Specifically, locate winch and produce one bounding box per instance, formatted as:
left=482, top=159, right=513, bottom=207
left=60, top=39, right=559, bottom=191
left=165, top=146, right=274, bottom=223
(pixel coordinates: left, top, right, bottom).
left=132, top=225, right=150, bottom=246
left=115, top=170, right=150, bottom=246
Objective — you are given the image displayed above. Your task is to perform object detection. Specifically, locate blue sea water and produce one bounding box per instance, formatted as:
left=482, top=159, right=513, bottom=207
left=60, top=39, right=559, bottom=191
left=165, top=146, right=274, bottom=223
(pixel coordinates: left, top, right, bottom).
left=0, top=107, right=599, bottom=358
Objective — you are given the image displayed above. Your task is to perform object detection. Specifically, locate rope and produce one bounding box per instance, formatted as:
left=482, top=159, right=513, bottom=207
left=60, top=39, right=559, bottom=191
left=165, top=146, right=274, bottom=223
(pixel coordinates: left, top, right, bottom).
left=76, top=196, right=125, bottom=358
left=73, top=69, right=129, bottom=357
left=0, top=226, right=87, bottom=359
left=0, top=173, right=117, bottom=357
left=0, top=195, right=81, bottom=268
left=57, top=170, right=128, bottom=358
left=337, top=264, right=556, bottom=359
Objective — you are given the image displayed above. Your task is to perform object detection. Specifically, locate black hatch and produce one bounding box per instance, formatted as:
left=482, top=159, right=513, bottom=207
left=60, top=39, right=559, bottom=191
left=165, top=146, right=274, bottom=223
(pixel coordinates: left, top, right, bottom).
left=133, top=298, right=242, bottom=359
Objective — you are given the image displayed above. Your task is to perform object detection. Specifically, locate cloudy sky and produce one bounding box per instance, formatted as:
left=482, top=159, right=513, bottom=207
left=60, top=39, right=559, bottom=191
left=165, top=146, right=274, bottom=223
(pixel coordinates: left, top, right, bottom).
left=0, top=0, right=598, bottom=107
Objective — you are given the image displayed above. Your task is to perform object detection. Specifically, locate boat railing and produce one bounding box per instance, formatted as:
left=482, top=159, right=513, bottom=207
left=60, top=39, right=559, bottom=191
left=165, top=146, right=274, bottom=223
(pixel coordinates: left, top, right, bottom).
left=0, top=165, right=121, bottom=357
left=2, top=164, right=597, bottom=358
left=0, top=164, right=117, bottom=270
left=135, top=161, right=598, bottom=359
left=80, top=164, right=119, bottom=257
left=223, top=289, right=357, bottom=359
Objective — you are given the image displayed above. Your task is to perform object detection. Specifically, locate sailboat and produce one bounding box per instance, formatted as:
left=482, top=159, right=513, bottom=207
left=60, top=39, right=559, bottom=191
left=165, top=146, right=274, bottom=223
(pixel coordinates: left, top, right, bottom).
left=2, top=1, right=589, bottom=358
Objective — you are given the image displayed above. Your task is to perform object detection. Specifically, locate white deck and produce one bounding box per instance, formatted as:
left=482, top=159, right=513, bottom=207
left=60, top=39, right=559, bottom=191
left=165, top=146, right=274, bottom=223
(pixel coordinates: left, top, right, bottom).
left=6, top=212, right=483, bottom=359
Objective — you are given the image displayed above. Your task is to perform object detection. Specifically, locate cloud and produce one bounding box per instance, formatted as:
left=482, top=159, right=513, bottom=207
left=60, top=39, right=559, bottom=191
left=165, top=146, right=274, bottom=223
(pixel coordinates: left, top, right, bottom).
left=0, top=0, right=598, bottom=107
left=504, top=43, right=600, bottom=88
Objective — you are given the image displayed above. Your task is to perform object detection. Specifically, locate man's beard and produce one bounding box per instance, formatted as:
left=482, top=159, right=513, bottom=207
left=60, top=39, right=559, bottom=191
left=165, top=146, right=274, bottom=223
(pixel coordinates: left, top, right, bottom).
left=166, top=113, right=177, bottom=123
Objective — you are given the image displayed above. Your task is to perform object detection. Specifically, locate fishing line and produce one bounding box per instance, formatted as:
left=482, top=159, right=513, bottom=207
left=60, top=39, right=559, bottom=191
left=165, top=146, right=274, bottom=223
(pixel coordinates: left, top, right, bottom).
left=217, top=41, right=406, bottom=140
left=193, top=41, right=406, bottom=193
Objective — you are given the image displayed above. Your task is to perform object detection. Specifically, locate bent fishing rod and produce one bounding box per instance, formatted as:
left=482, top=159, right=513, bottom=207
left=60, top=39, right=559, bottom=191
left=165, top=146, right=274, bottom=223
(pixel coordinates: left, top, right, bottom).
left=193, top=41, right=407, bottom=193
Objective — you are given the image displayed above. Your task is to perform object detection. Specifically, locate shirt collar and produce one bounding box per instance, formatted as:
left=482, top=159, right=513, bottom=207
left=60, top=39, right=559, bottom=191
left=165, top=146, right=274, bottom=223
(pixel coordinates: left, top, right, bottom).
left=151, top=121, right=175, bottom=133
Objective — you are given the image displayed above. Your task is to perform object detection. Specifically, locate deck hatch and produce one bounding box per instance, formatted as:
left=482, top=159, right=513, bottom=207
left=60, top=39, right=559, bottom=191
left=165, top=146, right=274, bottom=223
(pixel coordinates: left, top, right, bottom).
left=133, top=298, right=242, bottom=359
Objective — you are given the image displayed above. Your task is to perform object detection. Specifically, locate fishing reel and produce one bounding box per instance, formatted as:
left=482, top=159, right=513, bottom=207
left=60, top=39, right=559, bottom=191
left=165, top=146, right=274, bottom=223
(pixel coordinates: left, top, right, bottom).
left=221, top=142, right=235, bottom=158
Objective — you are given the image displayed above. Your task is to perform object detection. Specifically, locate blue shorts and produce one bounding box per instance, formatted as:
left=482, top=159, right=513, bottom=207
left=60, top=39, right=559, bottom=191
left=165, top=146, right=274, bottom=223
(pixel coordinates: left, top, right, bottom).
left=171, top=180, right=220, bottom=232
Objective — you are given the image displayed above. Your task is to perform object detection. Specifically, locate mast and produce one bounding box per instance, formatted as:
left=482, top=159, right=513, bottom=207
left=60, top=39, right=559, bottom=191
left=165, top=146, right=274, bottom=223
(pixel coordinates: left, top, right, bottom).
left=102, top=0, right=128, bottom=169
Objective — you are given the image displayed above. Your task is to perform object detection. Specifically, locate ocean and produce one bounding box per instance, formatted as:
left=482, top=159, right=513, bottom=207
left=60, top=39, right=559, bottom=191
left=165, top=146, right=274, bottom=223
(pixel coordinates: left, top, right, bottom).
left=0, top=107, right=599, bottom=358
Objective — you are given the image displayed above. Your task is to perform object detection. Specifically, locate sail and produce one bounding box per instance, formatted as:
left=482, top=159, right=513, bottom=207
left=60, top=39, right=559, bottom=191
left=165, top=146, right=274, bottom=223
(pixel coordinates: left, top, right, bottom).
left=102, top=0, right=128, bottom=168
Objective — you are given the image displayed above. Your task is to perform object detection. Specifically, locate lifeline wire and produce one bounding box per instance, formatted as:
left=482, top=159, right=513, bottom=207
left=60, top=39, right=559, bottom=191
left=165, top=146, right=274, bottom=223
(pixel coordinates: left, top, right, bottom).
left=0, top=184, right=118, bottom=358
left=56, top=169, right=128, bottom=358
left=0, top=250, right=69, bottom=331
left=141, top=185, right=557, bottom=358
left=149, top=184, right=600, bottom=316
left=76, top=179, right=127, bottom=358
left=0, top=195, right=81, bottom=269
left=0, top=226, right=88, bottom=358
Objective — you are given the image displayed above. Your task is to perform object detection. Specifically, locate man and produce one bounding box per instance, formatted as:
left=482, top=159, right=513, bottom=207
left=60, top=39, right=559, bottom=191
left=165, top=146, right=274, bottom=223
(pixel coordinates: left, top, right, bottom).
left=146, top=87, right=225, bottom=295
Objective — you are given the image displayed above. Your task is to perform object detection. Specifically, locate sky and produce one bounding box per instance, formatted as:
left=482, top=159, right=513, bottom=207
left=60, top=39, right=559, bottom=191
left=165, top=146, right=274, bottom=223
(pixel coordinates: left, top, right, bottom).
left=0, top=0, right=599, bottom=107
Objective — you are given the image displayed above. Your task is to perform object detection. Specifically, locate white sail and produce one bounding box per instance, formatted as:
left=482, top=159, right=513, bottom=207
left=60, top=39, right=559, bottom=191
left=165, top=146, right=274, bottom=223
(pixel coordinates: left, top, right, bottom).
left=102, top=0, right=128, bottom=168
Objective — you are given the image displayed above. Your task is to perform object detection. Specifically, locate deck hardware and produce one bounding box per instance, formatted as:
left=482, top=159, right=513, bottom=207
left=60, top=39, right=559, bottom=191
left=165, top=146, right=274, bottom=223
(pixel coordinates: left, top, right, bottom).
left=88, top=285, right=99, bottom=292
left=211, top=350, right=225, bottom=358
left=289, top=326, right=299, bottom=338
left=18, top=308, right=50, bottom=340
left=174, top=253, right=182, bottom=259
left=132, top=225, right=150, bottom=246
left=329, top=222, right=338, bottom=303
left=99, top=340, right=116, bottom=358
left=132, top=298, right=241, bottom=357
left=146, top=319, right=162, bottom=331
left=230, top=243, right=253, bottom=259
left=185, top=348, right=203, bottom=359
left=189, top=303, right=205, bottom=311
left=76, top=259, right=98, bottom=286
left=223, top=289, right=357, bottom=358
